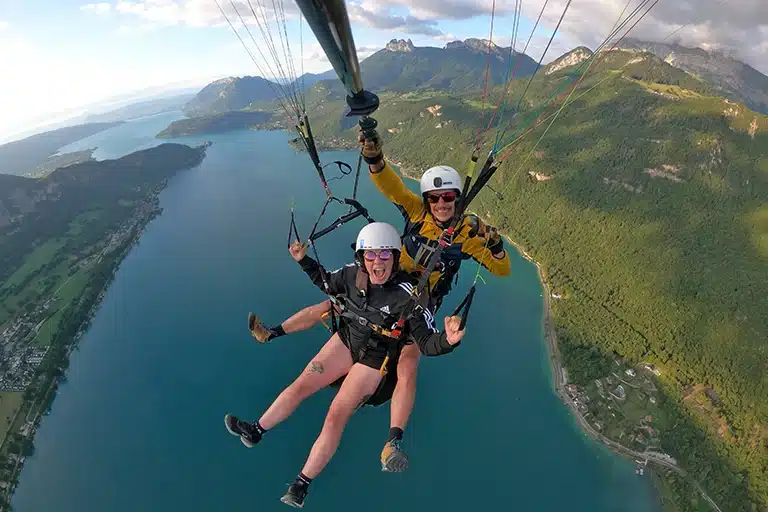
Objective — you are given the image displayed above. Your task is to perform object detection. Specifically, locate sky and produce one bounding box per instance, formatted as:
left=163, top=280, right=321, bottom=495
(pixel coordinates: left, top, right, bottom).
left=0, top=0, right=766, bottom=141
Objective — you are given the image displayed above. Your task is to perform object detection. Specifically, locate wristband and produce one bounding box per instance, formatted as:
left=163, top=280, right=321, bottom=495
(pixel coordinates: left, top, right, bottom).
left=363, top=152, right=383, bottom=165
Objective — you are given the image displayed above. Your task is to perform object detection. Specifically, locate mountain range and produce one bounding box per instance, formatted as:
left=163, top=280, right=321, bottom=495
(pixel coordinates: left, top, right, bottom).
left=181, top=38, right=539, bottom=117
left=616, top=37, right=768, bottom=114
left=180, top=37, right=768, bottom=121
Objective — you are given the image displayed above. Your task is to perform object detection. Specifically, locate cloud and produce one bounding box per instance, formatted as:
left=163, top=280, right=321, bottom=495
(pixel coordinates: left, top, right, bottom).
left=106, top=0, right=297, bottom=28
left=433, top=33, right=457, bottom=42
left=347, top=3, right=443, bottom=37
left=356, top=45, right=380, bottom=58
left=81, top=2, right=112, bottom=14
left=302, top=43, right=379, bottom=69
left=97, top=0, right=768, bottom=73
left=0, top=21, right=8, bottom=30
left=383, top=0, right=768, bottom=72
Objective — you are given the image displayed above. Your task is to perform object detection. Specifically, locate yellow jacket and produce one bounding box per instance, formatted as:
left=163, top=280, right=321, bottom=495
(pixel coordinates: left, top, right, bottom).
left=370, top=162, right=511, bottom=306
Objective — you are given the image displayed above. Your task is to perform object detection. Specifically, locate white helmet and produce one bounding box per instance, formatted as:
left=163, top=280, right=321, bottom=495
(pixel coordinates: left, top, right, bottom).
left=419, top=165, right=462, bottom=195
left=356, top=222, right=402, bottom=252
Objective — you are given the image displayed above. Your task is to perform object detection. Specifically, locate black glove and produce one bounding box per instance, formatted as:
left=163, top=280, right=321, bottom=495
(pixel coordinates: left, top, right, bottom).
left=465, top=214, right=481, bottom=238
left=358, top=129, right=383, bottom=165
left=486, top=226, right=504, bottom=256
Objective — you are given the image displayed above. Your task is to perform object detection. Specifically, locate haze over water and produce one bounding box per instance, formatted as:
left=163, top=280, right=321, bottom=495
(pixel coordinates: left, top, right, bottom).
left=12, top=113, right=662, bottom=511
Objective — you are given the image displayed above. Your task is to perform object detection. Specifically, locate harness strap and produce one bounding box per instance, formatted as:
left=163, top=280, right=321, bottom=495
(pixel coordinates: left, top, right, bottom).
left=287, top=207, right=301, bottom=247
left=452, top=284, right=476, bottom=331
left=330, top=295, right=400, bottom=339
left=327, top=291, right=404, bottom=378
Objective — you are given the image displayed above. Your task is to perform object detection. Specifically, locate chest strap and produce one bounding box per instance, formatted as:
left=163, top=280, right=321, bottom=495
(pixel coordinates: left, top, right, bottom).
left=328, top=295, right=400, bottom=340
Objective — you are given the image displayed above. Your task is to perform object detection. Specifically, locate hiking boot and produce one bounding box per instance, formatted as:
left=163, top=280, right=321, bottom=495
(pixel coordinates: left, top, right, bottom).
left=248, top=313, right=272, bottom=343
left=280, top=482, right=308, bottom=508
left=224, top=413, right=262, bottom=448
left=380, top=438, right=409, bottom=472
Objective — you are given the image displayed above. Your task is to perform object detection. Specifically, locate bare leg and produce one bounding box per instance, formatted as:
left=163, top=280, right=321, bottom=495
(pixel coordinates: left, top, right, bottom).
left=258, top=332, right=351, bottom=430
left=281, top=299, right=331, bottom=334
left=379, top=343, right=420, bottom=472
left=299, top=363, right=383, bottom=479
left=249, top=300, right=334, bottom=343
left=390, top=343, right=421, bottom=431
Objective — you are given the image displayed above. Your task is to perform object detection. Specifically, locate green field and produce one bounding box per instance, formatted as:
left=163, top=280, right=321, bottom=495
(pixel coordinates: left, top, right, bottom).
left=628, top=78, right=704, bottom=100
left=34, top=265, right=92, bottom=347
left=0, top=393, right=24, bottom=442
left=0, top=239, right=65, bottom=293
left=463, top=99, right=497, bottom=110
left=0, top=210, right=104, bottom=329
left=34, top=308, right=66, bottom=347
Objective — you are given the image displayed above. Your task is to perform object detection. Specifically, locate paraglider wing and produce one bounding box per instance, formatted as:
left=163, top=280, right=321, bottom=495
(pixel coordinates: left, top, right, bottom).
left=293, top=0, right=379, bottom=116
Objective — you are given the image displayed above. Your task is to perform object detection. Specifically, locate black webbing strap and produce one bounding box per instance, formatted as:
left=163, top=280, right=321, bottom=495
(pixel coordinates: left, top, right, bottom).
left=452, top=284, right=476, bottom=331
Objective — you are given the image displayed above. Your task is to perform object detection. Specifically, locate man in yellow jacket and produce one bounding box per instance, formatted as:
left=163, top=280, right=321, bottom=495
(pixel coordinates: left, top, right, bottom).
left=248, top=129, right=511, bottom=473
left=361, top=134, right=510, bottom=311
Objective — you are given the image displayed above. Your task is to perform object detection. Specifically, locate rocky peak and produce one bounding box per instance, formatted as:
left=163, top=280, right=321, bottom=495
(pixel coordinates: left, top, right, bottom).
left=385, top=39, right=415, bottom=52
left=211, top=77, right=237, bottom=86
left=445, top=38, right=500, bottom=53
left=545, top=46, right=593, bottom=75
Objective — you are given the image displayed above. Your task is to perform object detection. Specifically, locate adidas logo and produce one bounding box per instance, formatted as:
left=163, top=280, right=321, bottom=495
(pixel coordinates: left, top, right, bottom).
left=380, top=305, right=390, bottom=314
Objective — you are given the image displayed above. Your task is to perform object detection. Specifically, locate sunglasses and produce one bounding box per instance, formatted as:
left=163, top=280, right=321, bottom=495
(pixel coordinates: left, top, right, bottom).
left=426, top=191, right=457, bottom=204
left=363, top=249, right=393, bottom=261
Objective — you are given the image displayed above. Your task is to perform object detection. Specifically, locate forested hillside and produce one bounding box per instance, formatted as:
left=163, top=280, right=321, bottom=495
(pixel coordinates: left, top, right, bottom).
left=0, top=143, right=207, bottom=305
left=285, top=49, right=768, bottom=511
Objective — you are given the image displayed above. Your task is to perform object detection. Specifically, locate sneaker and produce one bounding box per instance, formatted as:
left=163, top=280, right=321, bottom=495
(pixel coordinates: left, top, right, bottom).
left=280, top=482, right=308, bottom=508
left=248, top=313, right=272, bottom=343
left=380, top=438, right=409, bottom=472
left=224, top=413, right=262, bottom=448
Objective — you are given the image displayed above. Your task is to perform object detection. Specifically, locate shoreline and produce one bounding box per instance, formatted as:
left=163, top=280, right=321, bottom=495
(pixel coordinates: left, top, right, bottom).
left=0, top=194, right=163, bottom=508
left=392, top=163, right=722, bottom=512
left=0, top=146, right=205, bottom=510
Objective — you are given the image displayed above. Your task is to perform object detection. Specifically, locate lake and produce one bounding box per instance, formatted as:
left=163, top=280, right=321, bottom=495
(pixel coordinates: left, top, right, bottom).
left=13, top=114, right=662, bottom=511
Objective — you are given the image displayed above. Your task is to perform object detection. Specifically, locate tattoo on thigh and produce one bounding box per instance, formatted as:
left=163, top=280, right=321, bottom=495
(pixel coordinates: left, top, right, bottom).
left=310, top=361, right=325, bottom=374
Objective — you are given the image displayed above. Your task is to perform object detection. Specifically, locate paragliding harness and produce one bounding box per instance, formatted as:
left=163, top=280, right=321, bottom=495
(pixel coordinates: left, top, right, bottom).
left=382, top=150, right=499, bottom=371
left=321, top=262, right=432, bottom=408
left=402, top=215, right=466, bottom=313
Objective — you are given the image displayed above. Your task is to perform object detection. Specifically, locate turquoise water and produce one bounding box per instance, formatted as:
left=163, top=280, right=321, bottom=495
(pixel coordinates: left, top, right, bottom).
left=12, top=118, right=662, bottom=511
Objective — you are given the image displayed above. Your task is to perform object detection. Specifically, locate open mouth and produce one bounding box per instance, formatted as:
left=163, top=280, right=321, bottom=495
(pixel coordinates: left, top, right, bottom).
left=373, top=267, right=386, bottom=279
